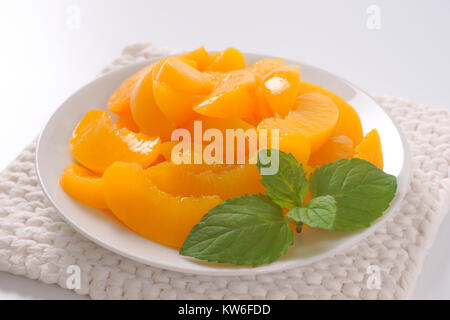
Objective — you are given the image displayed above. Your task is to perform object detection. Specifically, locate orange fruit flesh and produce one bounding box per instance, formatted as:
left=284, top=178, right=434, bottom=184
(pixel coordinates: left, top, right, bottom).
left=130, top=67, right=176, bottom=141
left=145, top=161, right=264, bottom=200
left=114, top=109, right=139, bottom=132
left=354, top=129, right=383, bottom=169
left=308, top=135, right=354, bottom=167
left=159, top=140, right=238, bottom=173
left=62, top=47, right=385, bottom=246
left=103, top=162, right=222, bottom=249
left=155, top=57, right=213, bottom=94
left=248, top=58, right=286, bottom=81
left=60, top=164, right=107, bottom=209
left=180, top=46, right=211, bottom=71
left=194, top=70, right=257, bottom=119
left=298, top=81, right=363, bottom=145
left=205, top=47, right=246, bottom=72
left=153, top=80, right=199, bottom=126
left=70, top=110, right=160, bottom=174
left=261, top=65, right=301, bottom=117
left=258, top=92, right=339, bottom=154
left=107, top=64, right=154, bottom=115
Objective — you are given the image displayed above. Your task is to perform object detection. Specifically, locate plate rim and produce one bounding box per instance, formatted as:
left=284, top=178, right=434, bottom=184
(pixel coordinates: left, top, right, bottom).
left=35, top=53, right=411, bottom=276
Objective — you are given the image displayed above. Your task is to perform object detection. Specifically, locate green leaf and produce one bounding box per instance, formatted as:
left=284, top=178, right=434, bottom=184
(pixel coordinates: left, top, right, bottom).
left=287, top=195, right=337, bottom=231
left=309, top=158, right=397, bottom=231
left=180, top=193, right=294, bottom=266
left=256, top=149, right=309, bottom=208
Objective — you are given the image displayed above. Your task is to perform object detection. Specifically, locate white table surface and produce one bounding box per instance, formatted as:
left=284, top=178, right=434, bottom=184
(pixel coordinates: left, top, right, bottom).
left=0, top=0, right=449, bottom=299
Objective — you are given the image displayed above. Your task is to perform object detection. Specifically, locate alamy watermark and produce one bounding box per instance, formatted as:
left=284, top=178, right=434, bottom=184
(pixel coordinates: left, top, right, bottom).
left=366, top=265, right=381, bottom=289
left=170, top=121, right=281, bottom=175
left=66, top=5, right=81, bottom=30
left=366, top=5, right=381, bottom=30
left=66, top=264, right=81, bottom=290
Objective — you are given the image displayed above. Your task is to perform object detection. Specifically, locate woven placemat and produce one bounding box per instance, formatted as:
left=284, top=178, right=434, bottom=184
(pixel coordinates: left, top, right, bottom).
left=0, top=43, right=449, bottom=299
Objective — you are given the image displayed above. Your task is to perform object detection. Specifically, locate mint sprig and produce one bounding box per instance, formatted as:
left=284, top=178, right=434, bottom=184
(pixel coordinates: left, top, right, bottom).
left=287, top=195, right=337, bottom=231
left=257, top=149, right=308, bottom=208
left=180, top=150, right=397, bottom=266
left=180, top=194, right=294, bottom=266
left=309, top=158, right=397, bottom=231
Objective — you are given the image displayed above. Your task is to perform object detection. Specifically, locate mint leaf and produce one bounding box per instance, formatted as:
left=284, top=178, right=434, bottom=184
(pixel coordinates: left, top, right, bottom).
left=180, top=193, right=294, bottom=266
left=256, top=149, right=308, bottom=208
left=287, top=195, right=337, bottom=231
left=310, top=158, right=397, bottom=231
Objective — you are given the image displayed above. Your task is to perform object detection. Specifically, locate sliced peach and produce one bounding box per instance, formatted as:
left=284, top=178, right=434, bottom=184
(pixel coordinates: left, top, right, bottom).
left=206, top=47, right=246, bottom=72
left=114, top=109, right=139, bottom=132
left=70, top=110, right=160, bottom=174
left=153, top=80, right=199, bottom=126
left=107, top=64, right=153, bottom=115
left=253, top=86, right=273, bottom=123
left=298, top=81, right=363, bottom=145
left=102, top=162, right=222, bottom=249
left=308, top=135, right=354, bottom=167
left=354, top=129, right=383, bottom=169
left=258, top=130, right=311, bottom=165
left=145, top=162, right=263, bottom=200
left=155, top=57, right=213, bottom=94
left=248, top=58, right=286, bottom=81
left=60, top=164, right=107, bottom=209
left=130, top=67, right=176, bottom=140
left=193, top=70, right=256, bottom=119
left=261, top=65, right=300, bottom=117
left=258, top=92, right=339, bottom=153
left=179, top=46, right=211, bottom=71
left=279, top=133, right=311, bottom=164
left=160, top=141, right=178, bottom=161
left=159, top=140, right=238, bottom=173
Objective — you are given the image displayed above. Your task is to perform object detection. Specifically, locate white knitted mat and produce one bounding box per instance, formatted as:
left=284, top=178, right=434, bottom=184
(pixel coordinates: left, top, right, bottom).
left=1, top=43, right=450, bottom=300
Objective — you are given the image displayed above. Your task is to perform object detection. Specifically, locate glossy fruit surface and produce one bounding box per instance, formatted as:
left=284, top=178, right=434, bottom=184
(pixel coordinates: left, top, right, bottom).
left=258, top=92, right=339, bottom=153
left=180, top=46, right=211, bottom=71
left=354, top=129, right=383, bottom=169
left=130, top=67, right=176, bottom=140
left=60, top=163, right=107, bottom=209
left=308, top=135, right=354, bottom=167
left=194, top=70, right=256, bottom=118
left=107, top=64, right=153, bottom=115
left=261, top=65, right=301, bottom=117
left=298, top=81, right=363, bottom=145
left=103, top=162, right=222, bottom=248
left=145, top=161, right=263, bottom=199
left=70, top=110, right=160, bottom=173
left=205, top=47, right=246, bottom=72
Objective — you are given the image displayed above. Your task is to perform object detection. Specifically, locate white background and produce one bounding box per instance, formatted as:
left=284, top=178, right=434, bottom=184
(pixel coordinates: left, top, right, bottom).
left=0, top=0, right=449, bottom=299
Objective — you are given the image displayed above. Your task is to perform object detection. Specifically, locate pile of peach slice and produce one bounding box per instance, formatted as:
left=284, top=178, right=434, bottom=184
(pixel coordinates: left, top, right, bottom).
left=60, top=46, right=383, bottom=249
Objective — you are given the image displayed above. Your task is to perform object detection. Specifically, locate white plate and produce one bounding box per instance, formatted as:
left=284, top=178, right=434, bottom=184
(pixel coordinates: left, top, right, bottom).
left=36, top=53, right=411, bottom=276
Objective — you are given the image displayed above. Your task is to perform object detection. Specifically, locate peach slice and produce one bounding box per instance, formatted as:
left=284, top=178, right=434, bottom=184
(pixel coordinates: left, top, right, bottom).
left=130, top=67, right=176, bottom=140
left=103, top=162, right=222, bottom=249
left=248, top=58, right=286, bottom=81
left=145, top=162, right=263, bottom=200
left=308, top=135, right=354, bottom=167
left=258, top=92, right=339, bottom=153
left=298, top=81, right=363, bottom=145
left=153, top=80, right=199, bottom=126
left=70, top=110, right=160, bottom=174
left=179, top=46, right=211, bottom=71
left=261, top=65, right=301, bottom=117
left=114, top=109, right=139, bottom=132
left=155, top=57, right=213, bottom=94
left=193, top=70, right=257, bottom=119
left=60, top=164, right=107, bottom=209
left=205, top=47, right=246, bottom=72
left=354, top=129, right=383, bottom=169
left=107, top=64, right=153, bottom=115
